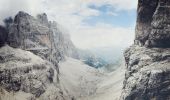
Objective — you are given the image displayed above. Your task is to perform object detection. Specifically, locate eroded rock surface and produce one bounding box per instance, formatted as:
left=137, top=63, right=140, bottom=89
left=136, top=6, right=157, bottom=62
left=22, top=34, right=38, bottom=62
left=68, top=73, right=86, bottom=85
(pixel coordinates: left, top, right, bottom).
left=0, top=26, right=7, bottom=47
left=0, top=46, right=69, bottom=100
left=0, top=11, right=78, bottom=100
left=121, top=0, right=170, bottom=100
left=121, top=45, right=170, bottom=100
left=135, top=0, right=170, bottom=47
left=7, top=11, right=78, bottom=61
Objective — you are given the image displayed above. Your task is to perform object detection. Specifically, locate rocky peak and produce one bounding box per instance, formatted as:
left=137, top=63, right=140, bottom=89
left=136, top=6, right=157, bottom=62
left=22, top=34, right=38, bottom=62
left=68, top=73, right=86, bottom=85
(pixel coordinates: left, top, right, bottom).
left=0, top=11, right=78, bottom=100
left=4, top=11, right=78, bottom=61
left=37, top=13, right=49, bottom=25
left=14, top=11, right=31, bottom=21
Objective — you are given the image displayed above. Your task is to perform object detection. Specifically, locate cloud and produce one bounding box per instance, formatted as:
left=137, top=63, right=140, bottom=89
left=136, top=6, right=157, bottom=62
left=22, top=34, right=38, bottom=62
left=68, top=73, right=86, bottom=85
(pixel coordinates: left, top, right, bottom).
left=0, top=0, right=41, bottom=24
left=0, top=0, right=137, bottom=24
left=82, top=0, right=137, bottom=11
left=70, top=24, right=135, bottom=49
left=0, top=0, right=137, bottom=49
left=106, top=11, right=118, bottom=16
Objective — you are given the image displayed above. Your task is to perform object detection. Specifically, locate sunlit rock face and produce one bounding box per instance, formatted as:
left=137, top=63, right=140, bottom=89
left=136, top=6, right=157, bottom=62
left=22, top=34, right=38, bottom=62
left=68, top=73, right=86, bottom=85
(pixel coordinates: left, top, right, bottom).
left=121, top=0, right=170, bottom=100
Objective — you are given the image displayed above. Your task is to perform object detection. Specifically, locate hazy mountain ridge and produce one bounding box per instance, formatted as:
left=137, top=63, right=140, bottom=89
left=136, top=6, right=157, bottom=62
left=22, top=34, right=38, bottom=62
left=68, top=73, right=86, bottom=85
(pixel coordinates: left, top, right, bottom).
left=77, top=47, right=124, bottom=69
left=77, top=49, right=108, bottom=68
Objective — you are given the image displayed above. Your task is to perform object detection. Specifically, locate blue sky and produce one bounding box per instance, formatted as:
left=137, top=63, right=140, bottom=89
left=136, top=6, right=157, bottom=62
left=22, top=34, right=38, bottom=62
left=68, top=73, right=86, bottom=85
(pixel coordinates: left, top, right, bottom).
left=83, top=4, right=136, bottom=27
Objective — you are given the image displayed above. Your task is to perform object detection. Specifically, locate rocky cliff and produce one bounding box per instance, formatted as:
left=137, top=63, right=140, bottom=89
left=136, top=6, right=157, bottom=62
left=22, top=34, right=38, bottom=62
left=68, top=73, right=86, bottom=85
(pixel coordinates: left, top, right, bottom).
left=7, top=11, right=78, bottom=61
left=0, top=46, right=68, bottom=100
left=121, top=0, right=170, bottom=100
left=0, top=11, right=78, bottom=100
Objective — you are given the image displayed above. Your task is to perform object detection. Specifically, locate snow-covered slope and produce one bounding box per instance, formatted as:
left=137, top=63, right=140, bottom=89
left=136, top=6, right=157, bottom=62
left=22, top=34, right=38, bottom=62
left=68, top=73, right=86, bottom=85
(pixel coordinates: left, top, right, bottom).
left=59, top=57, right=125, bottom=100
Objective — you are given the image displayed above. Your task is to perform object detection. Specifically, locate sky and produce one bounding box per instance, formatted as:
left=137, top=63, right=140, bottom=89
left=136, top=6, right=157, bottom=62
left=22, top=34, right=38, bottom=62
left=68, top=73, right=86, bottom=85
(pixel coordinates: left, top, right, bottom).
left=0, top=0, right=137, bottom=49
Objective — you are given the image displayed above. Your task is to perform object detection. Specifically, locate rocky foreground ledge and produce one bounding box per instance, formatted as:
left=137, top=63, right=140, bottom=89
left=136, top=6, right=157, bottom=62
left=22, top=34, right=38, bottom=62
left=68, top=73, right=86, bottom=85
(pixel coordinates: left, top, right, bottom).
left=120, top=0, right=170, bottom=100
left=121, top=45, right=170, bottom=100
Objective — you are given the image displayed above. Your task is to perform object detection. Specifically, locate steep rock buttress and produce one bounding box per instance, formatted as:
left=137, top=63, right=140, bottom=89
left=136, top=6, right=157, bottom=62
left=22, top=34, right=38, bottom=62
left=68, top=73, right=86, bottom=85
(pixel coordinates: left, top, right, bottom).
left=121, top=0, right=170, bottom=100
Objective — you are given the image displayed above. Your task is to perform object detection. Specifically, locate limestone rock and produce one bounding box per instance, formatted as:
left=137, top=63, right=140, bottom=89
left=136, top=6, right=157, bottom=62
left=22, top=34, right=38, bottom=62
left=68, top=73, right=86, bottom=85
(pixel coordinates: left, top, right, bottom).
left=135, top=0, right=170, bottom=47
left=121, top=45, right=170, bottom=100
left=0, top=45, right=69, bottom=100
left=0, top=11, right=78, bottom=100
left=121, top=0, right=170, bottom=100
left=0, top=26, right=7, bottom=47
left=7, top=11, right=78, bottom=61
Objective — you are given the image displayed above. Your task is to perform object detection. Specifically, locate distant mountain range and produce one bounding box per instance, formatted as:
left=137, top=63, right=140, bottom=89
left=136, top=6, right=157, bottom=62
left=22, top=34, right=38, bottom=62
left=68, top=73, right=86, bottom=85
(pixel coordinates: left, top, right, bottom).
left=77, top=46, right=126, bottom=69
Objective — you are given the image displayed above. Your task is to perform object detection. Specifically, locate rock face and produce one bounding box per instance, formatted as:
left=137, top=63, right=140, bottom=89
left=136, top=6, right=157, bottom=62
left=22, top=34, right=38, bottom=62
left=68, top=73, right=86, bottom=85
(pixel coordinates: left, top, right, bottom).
left=121, top=0, right=170, bottom=100
left=0, top=11, right=78, bottom=100
left=7, top=11, right=78, bottom=61
left=135, top=0, right=170, bottom=47
left=0, top=46, right=68, bottom=100
left=0, top=26, right=7, bottom=47
left=121, top=46, right=170, bottom=100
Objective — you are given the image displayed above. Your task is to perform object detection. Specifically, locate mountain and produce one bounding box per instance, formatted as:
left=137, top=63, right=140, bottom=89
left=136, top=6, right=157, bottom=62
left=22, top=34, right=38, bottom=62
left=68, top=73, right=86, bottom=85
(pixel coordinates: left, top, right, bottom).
left=0, top=11, right=78, bottom=100
left=89, top=46, right=124, bottom=64
left=120, top=0, right=170, bottom=100
left=6, top=11, right=78, bottom=61
left=77, top=46, right=124, bottom=69
left=77, top=49, right=108, bottom=68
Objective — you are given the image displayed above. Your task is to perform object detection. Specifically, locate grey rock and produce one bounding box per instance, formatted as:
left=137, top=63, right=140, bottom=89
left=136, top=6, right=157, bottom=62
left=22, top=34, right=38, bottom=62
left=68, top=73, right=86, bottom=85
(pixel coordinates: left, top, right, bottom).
left=0, top=46, right=69, bottom=100
left=0, top=11, right=77, bottom=100
left=7, top=11, right=78, bottom=61
left=0, top=26, right=7, bottom=47
left=37, top=13, right=49, bottom=26
left=121, top=0, right=170, bottom=100
left=135, top=0, right=170, bottom=47
left=135, top=0, right=158, bottom=46
left=121, top=45, right=170, bottom=100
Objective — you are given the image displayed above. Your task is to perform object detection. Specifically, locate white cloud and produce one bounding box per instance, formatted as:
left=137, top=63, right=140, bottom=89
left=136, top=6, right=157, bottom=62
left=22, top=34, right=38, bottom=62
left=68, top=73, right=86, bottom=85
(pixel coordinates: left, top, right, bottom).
left=70, top=24, right=135, bottom=49
left=0, top=0, right=41, bottom=24
left=106, top=11, right=118, bottom=16
left=0, top=0, right=137, bottom=49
